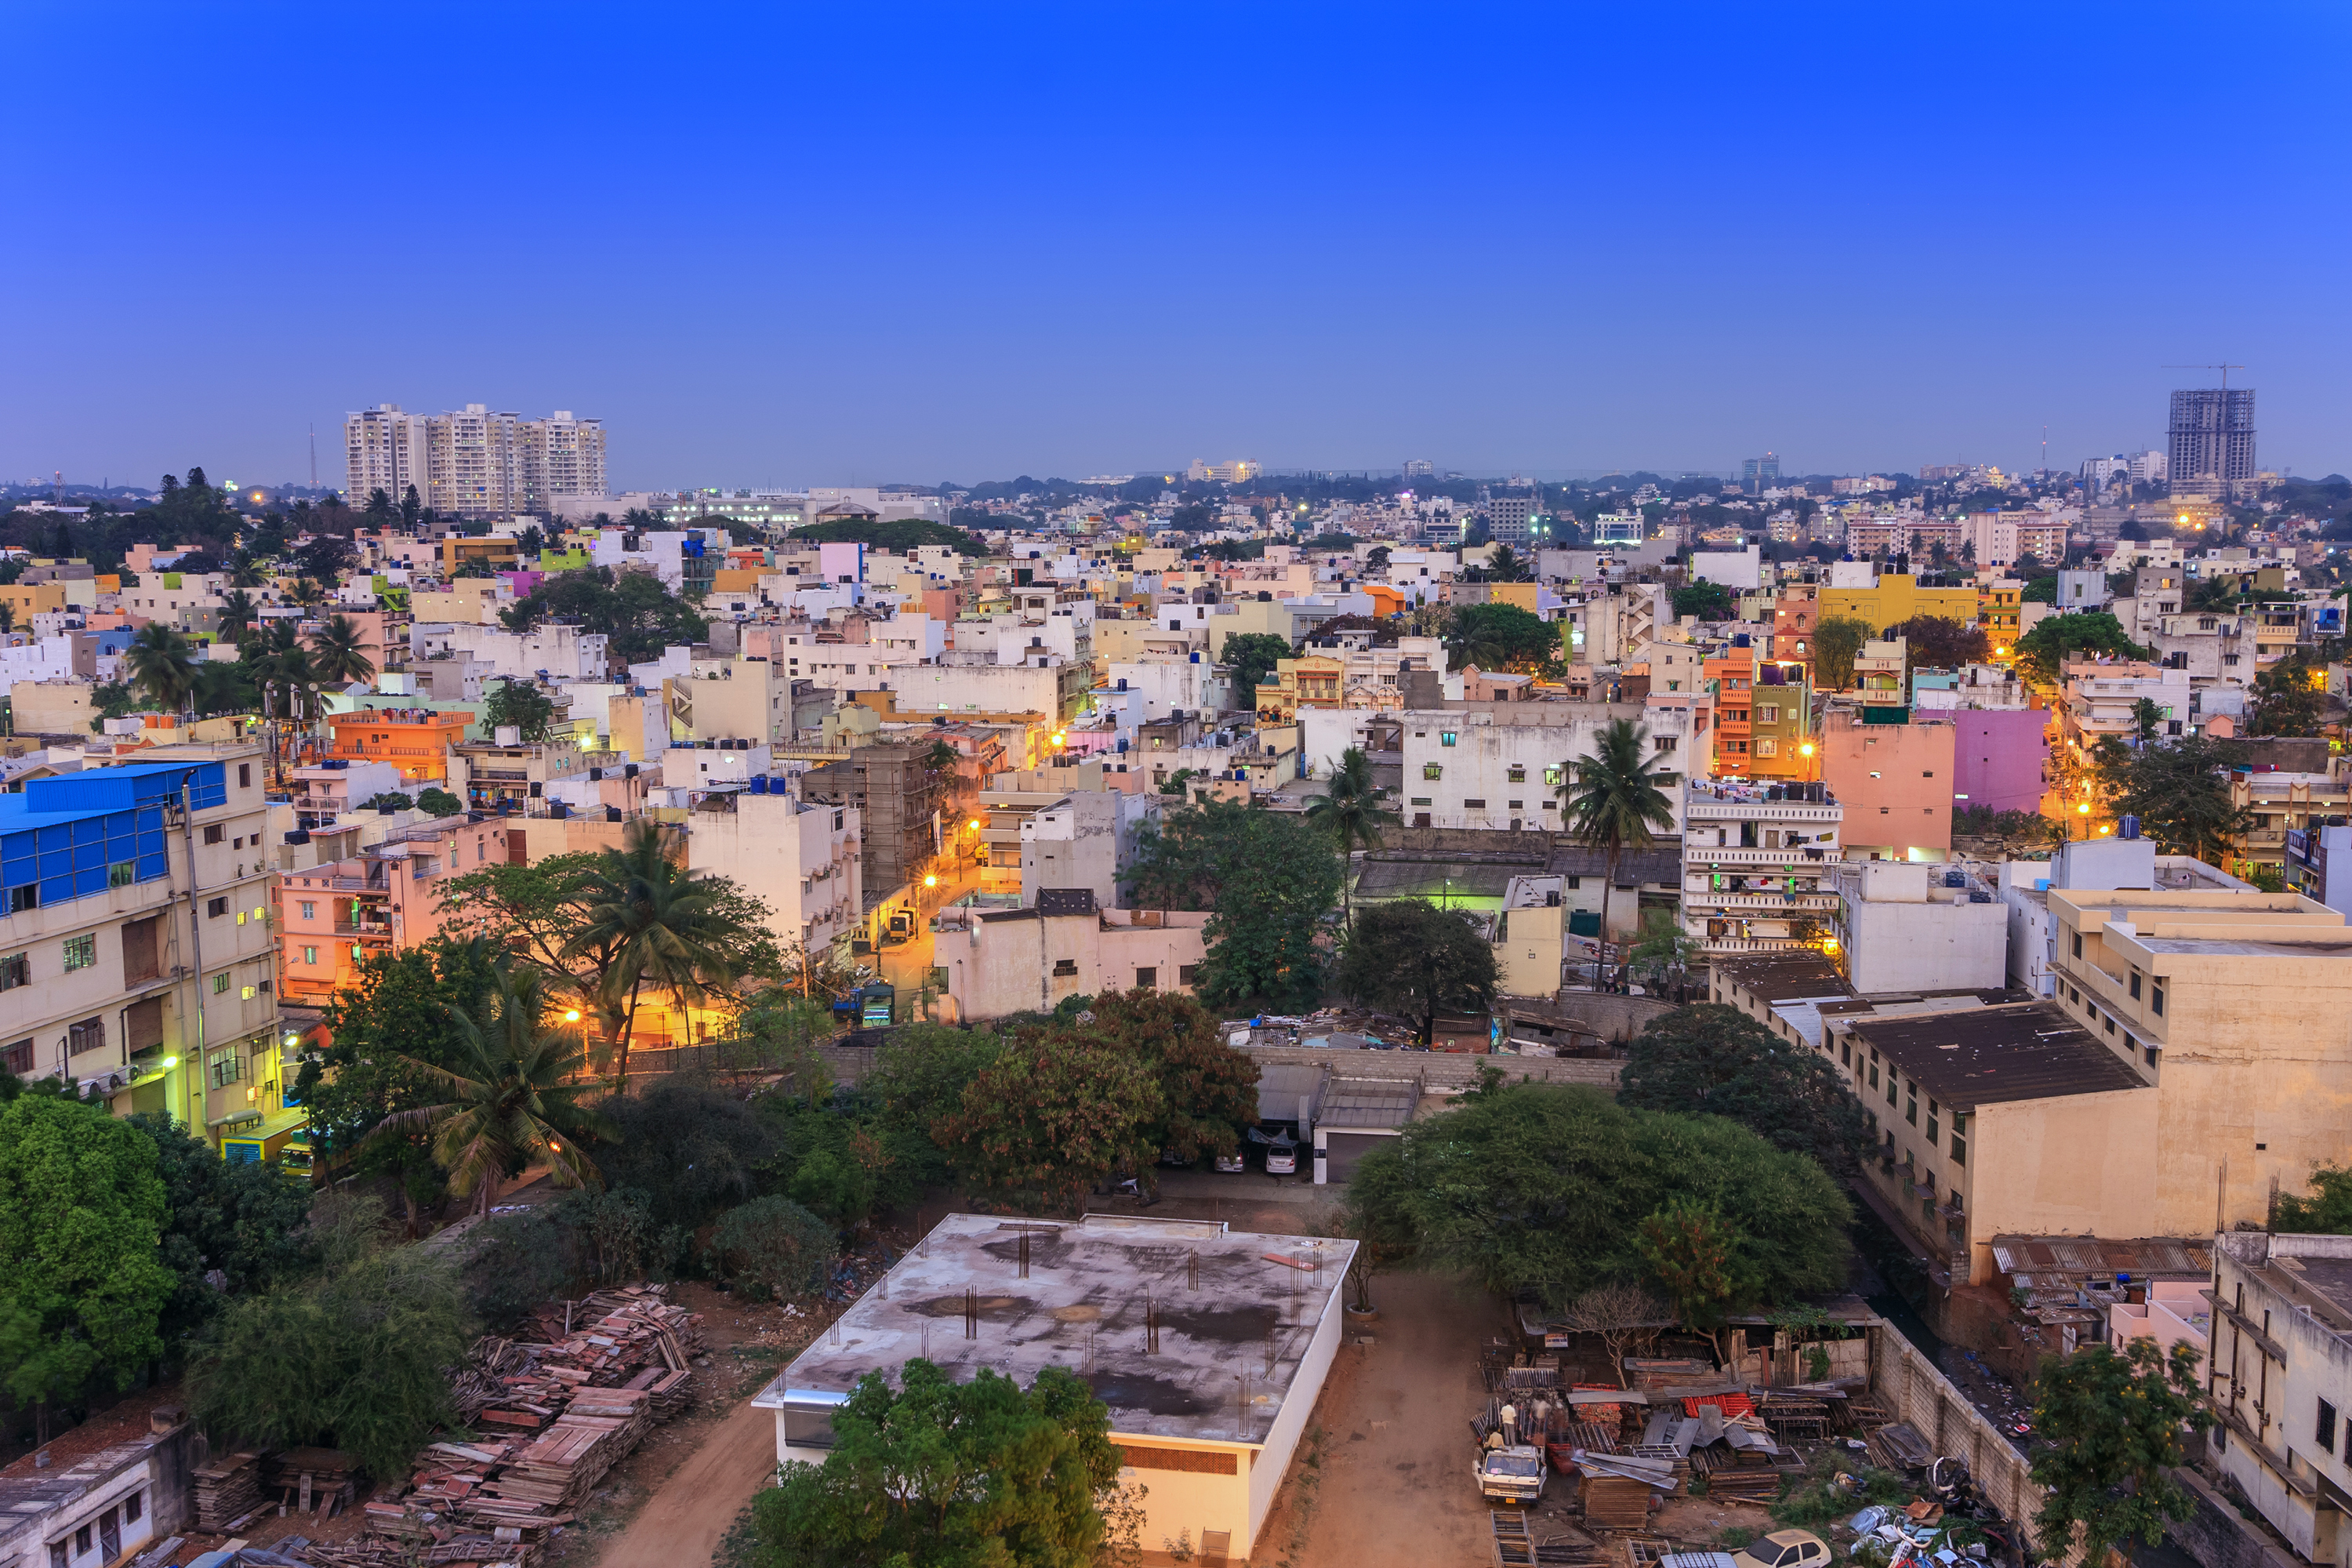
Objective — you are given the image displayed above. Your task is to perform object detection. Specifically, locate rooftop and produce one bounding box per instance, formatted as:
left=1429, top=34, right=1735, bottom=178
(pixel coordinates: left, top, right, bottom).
left=1843, top=1001, right=2145, bottom=1110
left=1712, top=949, right=1852, bottom=1005
left=756, top=1213, right=1353, bottom=1446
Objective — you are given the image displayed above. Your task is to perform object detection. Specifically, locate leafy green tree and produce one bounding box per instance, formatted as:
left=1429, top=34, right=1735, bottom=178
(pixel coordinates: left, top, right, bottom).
left=1305, top=745, right=1399, bottom=925
left=931, top=1035, right=1164, bottom=1210
left=2030, top=1338, right=2211, bottom=1560
left=1121, top=802, right=1341, bottom=1008
left=1333, top=898, right=1498, bottom=1044
left=299, top=939, right=501, bottom=1233
left=733, top=1359, right=1130, bottom=1568
left=499, top=565, right=710, bottom=666
left=296, top=535, right=358, bottom=584
left=1671, top=579, right=1734, bottom=620
left=125, top=622, right=199, bottom=720
left=594, top=1078, right=777, bottom=1230
left=2013, top=610, right=2147, bottom=689
left=1560, top=718, right=1677, bottom=978
left=1048, top=988, right=1258, bottom=1164
left=359, top=790, right=414, bottom=813
left=1893, top=615, right=1991, bottom=673
left=124, top=1112, right=313, bottom=1342
left=1344, top=1083, right=1849, bottom=1309
left=1637, top=1199, right=1755, bottom=1355
left=1628, top=909, right=1700, bottom=997
left=1221, top=630, right=1295, bottom=703
left=2092, top=735, right=2251, bottom=865
left=187, top=1196, right=472, bottom=1481
left=862, top=1023, right=1006, bottom=1141
left=481, top=677, right=557, bottom=742
left=0, top=1097, right=175, bottom=1436
left=1620, top=1004, right=1871, bottom=1174
left=2252, top=652, right=2330, bottom=737
left=416, top=786, right=463, bottom=817
left=2274, top=1165, right=2352, bottom=1232
left=702, top=1196, right=837, bottom=1299
left=788, top=517, right=990, bottom=557
left=1445, top=601, right=1557, bottom=671
left=1810, top=615, right=1878, bottom=691
left=364, top=967, right=619, bottom=1217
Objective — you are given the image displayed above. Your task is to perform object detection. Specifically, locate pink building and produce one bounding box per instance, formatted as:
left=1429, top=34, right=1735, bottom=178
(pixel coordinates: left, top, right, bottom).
left=1820, top=712, right=1955, bottom=860
left=2107, top=1279, right=2210, bottom=1363
left=1949, top=709, right=2049, bottom=815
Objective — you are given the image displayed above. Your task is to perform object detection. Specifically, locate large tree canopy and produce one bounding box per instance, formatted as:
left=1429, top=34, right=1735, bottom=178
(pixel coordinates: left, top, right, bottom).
left=1120, top=803, right=1341, bottom=1009
left=1334, top=898, right=1498, bottom=1044
left=2091, top=735, right=2251, bottom=864
left=499, top=566, right=710, bottom=666
left=1619, top=1004, right=1871, bottom=1174
left=2013, top=611, right=2147, bottom=689
left=734, top=1360, right=1128, bottom=1568
left=1346, top=1083, right=1849, bottom=1310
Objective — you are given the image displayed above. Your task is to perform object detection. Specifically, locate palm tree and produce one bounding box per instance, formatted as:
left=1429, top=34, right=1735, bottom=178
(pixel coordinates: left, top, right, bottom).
left=217, top=588, right=258, bottom=640
left=1306, top=745, right=1399, bottom=927
left=309, top=613, right=376, bottom=688
left=125, top=623, right=199, bottom=723
left=364, top=967, right=616, bottom=1218
left=1443, top=607, right=1512, bottom=672
left=252, top=624, right=318, bottom=779
left=1486, top=544, right=1534, bottom=583
left=561, top=821, right=743, bottom=1091
left=1559, top=718, right=1679, bottom=988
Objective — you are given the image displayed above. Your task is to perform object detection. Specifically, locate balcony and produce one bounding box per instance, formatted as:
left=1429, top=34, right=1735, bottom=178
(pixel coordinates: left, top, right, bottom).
left=1684, top=846, right=1838, bottom=866
left=1685, top=892, right=1839, bottom=913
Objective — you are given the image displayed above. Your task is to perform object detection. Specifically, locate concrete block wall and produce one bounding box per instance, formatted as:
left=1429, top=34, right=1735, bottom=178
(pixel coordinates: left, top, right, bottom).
left=1870, top=1323, right=2044, bottom=1553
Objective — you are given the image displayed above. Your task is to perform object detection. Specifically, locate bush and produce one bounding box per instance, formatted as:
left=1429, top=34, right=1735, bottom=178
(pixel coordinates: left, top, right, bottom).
left=462, top=1207, right=583, bottom=1328
left=417, top=787, right=463, bottom=817
left=703, top=1196, right=837, bottom=1301
left=595, top=1079, right=777, bottom=1230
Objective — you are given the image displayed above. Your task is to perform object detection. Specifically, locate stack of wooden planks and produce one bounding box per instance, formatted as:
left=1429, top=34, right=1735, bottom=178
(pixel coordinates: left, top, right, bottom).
left=262, top=1448, right=359, bottom=1519
left=192, top=1451, right=265, bottom=1531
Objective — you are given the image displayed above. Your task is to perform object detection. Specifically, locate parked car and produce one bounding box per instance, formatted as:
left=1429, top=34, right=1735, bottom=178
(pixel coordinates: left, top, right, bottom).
left=1265, top=1139, right=1298, bottom=1176
left=1474, top=1445, right=1546, bottom=1504
left=1732, top=1531, right=1830, bottom=1568
left=1214, top=1151, right=1246, bottom=1173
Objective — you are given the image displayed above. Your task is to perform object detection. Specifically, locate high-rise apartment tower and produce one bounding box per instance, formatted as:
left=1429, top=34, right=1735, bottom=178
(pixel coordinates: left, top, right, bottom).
left=343, top=404, right=607, bottom=518
left=2167, top=388, right=2255, bottom=499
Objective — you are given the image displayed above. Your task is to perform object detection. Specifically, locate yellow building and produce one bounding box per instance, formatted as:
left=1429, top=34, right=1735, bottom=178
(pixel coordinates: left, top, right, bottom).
left=1816, top=573, right=1981, bottom=634
left=1493, top=875, right=1566, bottom=998
left=1254, top=655, right=1343, bottom=720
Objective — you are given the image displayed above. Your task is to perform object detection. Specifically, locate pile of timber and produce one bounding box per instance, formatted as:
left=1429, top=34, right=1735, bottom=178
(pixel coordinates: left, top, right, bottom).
left=262, top=1449, right=359, bottom=1519
left=365, top=1284, right=700, bottom=1548
left=191, top=1450, right=265, bottom=1531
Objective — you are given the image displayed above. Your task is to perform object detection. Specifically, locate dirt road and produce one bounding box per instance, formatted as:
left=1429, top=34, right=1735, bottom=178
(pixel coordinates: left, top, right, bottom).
left=587, top=1393, right=775, bottom=1568
left=1258, top=1269, right=1504, bottom=1568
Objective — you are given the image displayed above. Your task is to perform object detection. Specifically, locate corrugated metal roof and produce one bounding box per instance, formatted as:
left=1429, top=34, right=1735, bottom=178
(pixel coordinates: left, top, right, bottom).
left=1318, top=1077, right=1420, bottom=1130
left=1848, top=1002, right=2144, bottom=1109
left=1989, top=1235, right=2212, bottom=1279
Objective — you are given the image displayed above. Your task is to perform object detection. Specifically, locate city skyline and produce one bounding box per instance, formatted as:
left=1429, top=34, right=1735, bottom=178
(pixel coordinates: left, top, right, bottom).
left=3, top=5, right=2347, bottom=488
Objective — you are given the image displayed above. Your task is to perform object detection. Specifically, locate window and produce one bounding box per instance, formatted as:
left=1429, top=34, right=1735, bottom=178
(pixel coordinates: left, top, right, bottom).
left=238, top=763, right=251, bottom=789
left=9, top=885, right=36, bottom=914
left=1, top=1039, right=29, bottom=1075
left=209, top=1051, right=244, bottom=1090
left=1841, top=1040, right=1851, bottom=1068
left=1867, top=1062, right=1878, bottom=1089
left=208, top=896, right=228, bottom=918
left=203, top=823, right=226, bottom=844
left=1757, top=705, right=1779, bottom=723
left=0, top=952, right=24, bottom=992
left=1952, top=1135, right=1965, bottom=1166
left=2321, top=1399, right=2339, bottom=1455
left=62, top=934, right=96, bottom=971
left=67, top=1017, right=103, bottom=1056
left=124, top=1490, right=142, bottom=1523
left=2129, top=970, right=2142, bottom=1000
left=299, top=902, right=315, bottom=921
left=1886, top=1075, right=1897, bottom=1106
left=2152, top=984, right=2165, bottom=1017
left=1507, top=800, right=1523, bottom=810
left=1439, top=731, right=1457, bottom=746
left=1507, top=765, right=1526, bottom=782
left=2072, top=931, right=2082, bottom=958
left=1051, top=958, right=1078, bottom=977
left=108, top=860, right=136, bottom=887
left=50, top=1537, right=66, bottom=1568
left=1178, top=964, right=1200, bottom=985
left=1463, top=799, right=1486, bottom=808
left=1423, top=764, right=1443, bottom=780
left=1655, top=736, right=1679, bottom=752
left=1134, top=967, right=1157, bottom=989
left=303, top=946, right=319, bottom=965
left=1906, top=1096, right=1917, bottom=1126
left=1926, top=1113, right=1938, bottom=1143
left=1410, top=797, right=1432, bottom=806
left=1755, top=739, right=1777, bottom=757
left=1544, top=765, right=1563, bottom=786
left=212, top=972, right=230, bottom=994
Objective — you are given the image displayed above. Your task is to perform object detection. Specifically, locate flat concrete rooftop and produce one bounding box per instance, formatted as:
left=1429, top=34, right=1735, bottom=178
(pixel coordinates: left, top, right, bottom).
left=755, top=1212, right=1355, bottom=1445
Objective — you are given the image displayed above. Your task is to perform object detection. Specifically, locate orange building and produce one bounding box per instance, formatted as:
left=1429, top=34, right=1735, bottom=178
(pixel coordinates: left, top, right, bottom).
left=328, top=708, right=474, bottom=782
left=1819, top=710, right=1956, bottom=861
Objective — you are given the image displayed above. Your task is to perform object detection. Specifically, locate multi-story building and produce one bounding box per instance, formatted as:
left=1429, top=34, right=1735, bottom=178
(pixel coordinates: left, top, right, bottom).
left=1396, top=706, right=1700, bottom=837
left=1814, top=570, right=1981, bottom=639
left=1679, top=779, right=1842, bottom=953
left=1959, top=512, right=2068, bottom=568
left=683, top=788, right=864, bottom=962
left=1742, top=454, right=1780, bottom=492
left=799, top=742, right=946, bottom=899
left=276, top=816, right=522, bottom=1006
left=2, top=750, right=282, bottom=1150
left=1818, top=710, right=1955, bottom=861
left=2169, top=387, right=2256, bottom=499
left=2209, top=1230, right=2352, bottom=1563
left=343, top=404, right=607, bottom=518
left=327, top=708, right=476, bottom=784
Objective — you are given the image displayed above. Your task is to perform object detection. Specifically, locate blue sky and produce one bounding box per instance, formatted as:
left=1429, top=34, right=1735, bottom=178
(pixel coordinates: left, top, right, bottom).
left=4, top=3, right=2347, bottom=490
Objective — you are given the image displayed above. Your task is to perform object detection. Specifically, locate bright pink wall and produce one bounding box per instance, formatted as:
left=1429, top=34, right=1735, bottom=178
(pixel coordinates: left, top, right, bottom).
left=1951, top=709, right=2048, bottom=815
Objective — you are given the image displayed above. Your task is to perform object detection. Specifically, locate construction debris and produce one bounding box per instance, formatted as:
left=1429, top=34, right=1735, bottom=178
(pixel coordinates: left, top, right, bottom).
left=191, top=1450, right=265, bottom=1532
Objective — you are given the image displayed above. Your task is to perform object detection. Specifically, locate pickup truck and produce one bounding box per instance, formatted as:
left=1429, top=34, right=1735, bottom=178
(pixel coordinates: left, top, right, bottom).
left=1474, top=1445, right=1547, bottom=1504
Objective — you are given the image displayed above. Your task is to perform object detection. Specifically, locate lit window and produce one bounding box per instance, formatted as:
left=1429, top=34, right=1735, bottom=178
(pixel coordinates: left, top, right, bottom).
left=62, top=934, right=96, bottom=971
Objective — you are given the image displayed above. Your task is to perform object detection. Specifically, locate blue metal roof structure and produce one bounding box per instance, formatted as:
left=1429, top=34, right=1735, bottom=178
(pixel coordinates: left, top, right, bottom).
left=0, top=762, right=224, bottom=911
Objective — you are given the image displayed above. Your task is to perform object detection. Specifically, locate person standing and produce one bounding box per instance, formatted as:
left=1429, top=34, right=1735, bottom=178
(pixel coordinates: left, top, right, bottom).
left=1500, top=1400, right=1519, bottom=1447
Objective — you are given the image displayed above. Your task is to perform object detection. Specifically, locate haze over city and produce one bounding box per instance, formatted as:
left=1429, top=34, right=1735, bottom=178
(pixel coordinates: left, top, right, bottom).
left=5, top=3, right=2350, bottom=487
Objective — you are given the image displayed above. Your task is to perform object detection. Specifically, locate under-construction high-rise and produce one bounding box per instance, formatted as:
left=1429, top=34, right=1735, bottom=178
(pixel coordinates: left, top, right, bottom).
left=2167, top=388, right=2256, bottom=499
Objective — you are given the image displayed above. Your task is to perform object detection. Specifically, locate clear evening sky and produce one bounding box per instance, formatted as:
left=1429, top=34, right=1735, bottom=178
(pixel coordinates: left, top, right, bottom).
left=4, top=3, right=2347, bottom=491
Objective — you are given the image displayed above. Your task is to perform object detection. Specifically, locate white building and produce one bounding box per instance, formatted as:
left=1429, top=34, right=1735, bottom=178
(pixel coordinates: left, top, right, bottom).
left=1827, top=860, right=2009, bottom=994
left=1396, top=707, right=1699, bottom=833
left=1681, top=780, right=1844, bottom=953
left=1018, top=789, right=1153, bottom=910
left=682, top=787, right=863, bottom=958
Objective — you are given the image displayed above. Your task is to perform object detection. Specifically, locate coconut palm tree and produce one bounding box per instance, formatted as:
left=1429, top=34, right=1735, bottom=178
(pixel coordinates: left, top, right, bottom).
left=1485, top=544, right=1534, bottom=583
left=1305, top=745, right=1399, bottom=927
left=1559, top=718, right=1679, bottom=988
left=561, top=821, right=743, bottom=1091
left=124, top=623, right=199, bottom=722
left=252, top=624, right=318, bottom=779
left=361, top=966, right=616, bottom=1218
left=217, top=588, right=258, bottom=640
left=308, top=613, right=376, bottom=688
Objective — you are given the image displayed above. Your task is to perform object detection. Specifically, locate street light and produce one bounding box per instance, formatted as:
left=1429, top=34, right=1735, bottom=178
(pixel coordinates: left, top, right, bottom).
left=924, top=873, right=938, bottom=888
